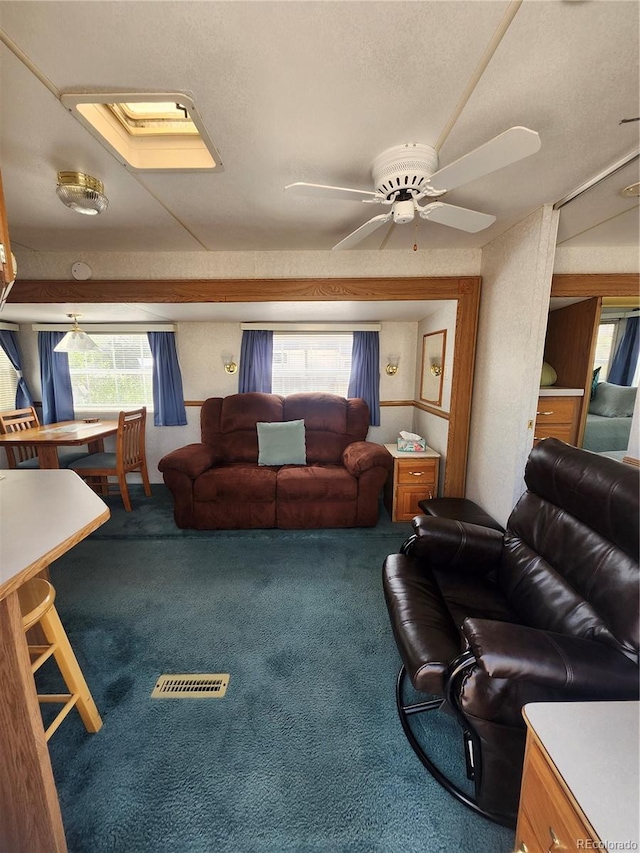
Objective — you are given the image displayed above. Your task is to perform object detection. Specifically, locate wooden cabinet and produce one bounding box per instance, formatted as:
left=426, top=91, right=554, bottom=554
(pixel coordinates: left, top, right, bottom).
left=514, top=702, right=638, bottom=853
left=383, top=444, right=440, bottom=522
left=515, top=736, right=597, bottom=853
left=534, top=393, right=582, bottom=446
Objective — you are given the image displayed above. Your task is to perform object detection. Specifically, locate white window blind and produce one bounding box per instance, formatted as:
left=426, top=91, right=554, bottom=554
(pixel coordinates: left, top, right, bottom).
left=0, top=347, right=18, bottom=410
left=272, top=333, right=352, bottom=395
left=68, top=334, right=154, bottom=409
left=594, top=322, right=617, bottom=380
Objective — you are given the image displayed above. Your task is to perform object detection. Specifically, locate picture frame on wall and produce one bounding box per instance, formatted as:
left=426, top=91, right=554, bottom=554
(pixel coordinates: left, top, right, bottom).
left=420, top=329, right=446, bottom=406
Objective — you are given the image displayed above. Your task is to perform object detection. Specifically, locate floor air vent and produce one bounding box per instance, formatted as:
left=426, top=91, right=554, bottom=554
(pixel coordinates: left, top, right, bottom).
left=151, top=674, right=230, bottom=699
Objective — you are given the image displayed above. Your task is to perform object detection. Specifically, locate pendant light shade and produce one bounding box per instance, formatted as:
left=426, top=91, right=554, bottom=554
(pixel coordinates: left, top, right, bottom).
left=54, top=314, right=100, bottom=352
left=56, top=172, right=109, bottom=216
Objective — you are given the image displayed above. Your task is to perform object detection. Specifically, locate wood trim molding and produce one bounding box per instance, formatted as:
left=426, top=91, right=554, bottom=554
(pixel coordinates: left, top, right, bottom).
left=17, top=275, right=481, bottom=496
left=0, top=170, right=16, bottom=286
left=413, top=400, right=450, bottom=420
left=187, top=398, right=451, bottom=420
left=551, top=274, right=639, bottom=298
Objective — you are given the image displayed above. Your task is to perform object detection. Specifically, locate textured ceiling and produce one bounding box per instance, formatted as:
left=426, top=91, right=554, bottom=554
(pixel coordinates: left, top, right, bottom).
left=0, top=0, right=638, bottom=257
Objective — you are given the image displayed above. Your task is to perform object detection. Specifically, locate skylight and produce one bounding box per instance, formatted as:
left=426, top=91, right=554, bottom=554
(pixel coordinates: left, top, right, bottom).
left=106, top=102, right=200, bottom=136
left=60, top=92, right=223, bottom=172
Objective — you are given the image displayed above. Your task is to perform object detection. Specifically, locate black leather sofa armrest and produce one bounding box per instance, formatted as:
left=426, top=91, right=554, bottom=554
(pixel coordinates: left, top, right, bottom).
left=402, top=516, right=504, bottom=574
left=463, top=618, right=640, bottom=697
left=158, top=443, right=220, bottom=480
left=342, top=441, right=393, bottom=477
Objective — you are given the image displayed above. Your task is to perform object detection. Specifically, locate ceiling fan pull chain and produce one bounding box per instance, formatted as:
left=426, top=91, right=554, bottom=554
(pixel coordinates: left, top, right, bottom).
left=413, top=221, right=418, bottom=252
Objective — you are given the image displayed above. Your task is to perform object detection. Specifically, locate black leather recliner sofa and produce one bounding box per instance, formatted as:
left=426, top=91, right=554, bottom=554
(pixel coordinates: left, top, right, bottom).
left=383, top=438, right=639, bottom=826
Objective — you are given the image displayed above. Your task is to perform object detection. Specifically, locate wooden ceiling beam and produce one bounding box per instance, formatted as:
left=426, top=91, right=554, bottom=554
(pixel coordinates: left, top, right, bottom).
left=8, top=277, right=475, bottom=304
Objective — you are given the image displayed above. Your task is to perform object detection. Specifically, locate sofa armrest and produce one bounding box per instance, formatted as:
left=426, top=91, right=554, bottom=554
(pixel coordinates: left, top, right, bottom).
left=463, top=618, right=639, bottom=697
left=403, top=516, right=504, bottom=574
left=158, top=443, right=220, bottom=480
left=342, top=441, right=393, bottom=477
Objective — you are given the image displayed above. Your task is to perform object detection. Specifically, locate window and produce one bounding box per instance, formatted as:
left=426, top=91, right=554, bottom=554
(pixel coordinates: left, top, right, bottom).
left=0, top=346, right=17, bottom=410
left=271, top=333, right=352, bottom=395
left=594, top=321, right=617, bottom=380
left=68, top=334, right=153, bottom=410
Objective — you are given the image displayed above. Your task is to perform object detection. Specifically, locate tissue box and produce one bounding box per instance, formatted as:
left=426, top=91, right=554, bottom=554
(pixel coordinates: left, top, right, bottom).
left=397, top=437, right=426, bottom=452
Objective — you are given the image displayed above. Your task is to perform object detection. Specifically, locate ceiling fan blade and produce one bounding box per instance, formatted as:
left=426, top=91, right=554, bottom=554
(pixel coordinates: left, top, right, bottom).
left=420, top=202, right=496, bottom=233
left=285, top=182, right=377, bottom=202
left=332, top=213, right=393, bottom=250
left=427, top=127, right=541, bottom=192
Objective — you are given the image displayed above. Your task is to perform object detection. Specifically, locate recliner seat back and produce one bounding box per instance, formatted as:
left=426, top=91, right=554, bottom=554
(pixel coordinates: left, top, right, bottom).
left=200, top=392, right=370, bottom=464
left=498, top=440, right=639, bottom=662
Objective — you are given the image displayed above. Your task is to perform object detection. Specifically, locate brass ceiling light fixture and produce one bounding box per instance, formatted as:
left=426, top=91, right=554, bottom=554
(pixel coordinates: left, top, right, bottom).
left=56, top=172, right=109, bottom=216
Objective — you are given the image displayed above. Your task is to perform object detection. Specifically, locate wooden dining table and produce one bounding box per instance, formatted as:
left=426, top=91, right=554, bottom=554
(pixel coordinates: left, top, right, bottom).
left=0, top=419, right=118, bottom=469
left=0, top=469, right=110, bottom=852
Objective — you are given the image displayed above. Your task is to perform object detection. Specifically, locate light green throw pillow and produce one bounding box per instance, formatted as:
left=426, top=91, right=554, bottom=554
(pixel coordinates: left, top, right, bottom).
left=589, top=382, right=637, bottom=418
left=257, top=419, right=306, bottom=466
left=540, top=361, right=557, bottom=387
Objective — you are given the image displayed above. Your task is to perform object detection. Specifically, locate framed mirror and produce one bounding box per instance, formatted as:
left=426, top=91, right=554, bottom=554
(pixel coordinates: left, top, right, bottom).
left=420, top=329, right=446, bottom=406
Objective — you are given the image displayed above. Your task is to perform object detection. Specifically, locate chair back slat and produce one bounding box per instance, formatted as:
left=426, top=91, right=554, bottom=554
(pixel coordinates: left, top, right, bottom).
left=117, top=407, right=147, bottom=470
left=0, top=407, right=40, bottom=468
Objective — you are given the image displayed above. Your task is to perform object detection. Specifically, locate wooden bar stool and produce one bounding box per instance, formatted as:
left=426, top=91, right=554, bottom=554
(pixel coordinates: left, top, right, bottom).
left=18, top=578, right=102, bottom=741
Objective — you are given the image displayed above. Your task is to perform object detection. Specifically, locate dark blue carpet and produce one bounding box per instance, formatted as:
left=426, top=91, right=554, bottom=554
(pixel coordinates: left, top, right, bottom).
left=45, top=487, right=515, bottom=852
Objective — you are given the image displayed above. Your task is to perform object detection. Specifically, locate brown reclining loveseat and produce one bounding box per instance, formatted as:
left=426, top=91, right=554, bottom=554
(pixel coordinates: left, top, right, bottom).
left=158, top=392, right=392, bottom=529
left=383, top=438, right=639, bottom=825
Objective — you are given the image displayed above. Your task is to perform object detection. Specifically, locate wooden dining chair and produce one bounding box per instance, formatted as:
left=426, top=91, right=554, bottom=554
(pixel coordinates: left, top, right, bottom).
left=0, top=406, right=90, bottom=469
left=69, top=407, right=152, bottom=511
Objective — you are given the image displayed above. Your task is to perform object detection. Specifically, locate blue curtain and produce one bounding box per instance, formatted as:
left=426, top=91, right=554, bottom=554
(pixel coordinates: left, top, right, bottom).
left=0, top=329, right=34, bottom=408
left=147, top=332, right=187, bottom=426
left=239, top=330, right=273, bottom=393
left=38, top=331, right=74, bottom=423
left=608, top=316, right=640, bottom=386
left=348, top=331, right=380, bottom=426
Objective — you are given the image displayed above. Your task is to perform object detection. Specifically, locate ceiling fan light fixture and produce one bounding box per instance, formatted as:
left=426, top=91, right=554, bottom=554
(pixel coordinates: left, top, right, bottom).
left=53, top=313, right=101, bottom=353
left=56, top=172, right=109, bottom=216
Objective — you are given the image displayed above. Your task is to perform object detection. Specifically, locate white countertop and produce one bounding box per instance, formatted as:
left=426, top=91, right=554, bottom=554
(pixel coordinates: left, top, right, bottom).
left=0, top=469, right=110, bottom=593
left=524, top=701, right=639, bottom=845
left=538, top=387, right=585, bottom=396
left=384, top=443, right=440, bottom=459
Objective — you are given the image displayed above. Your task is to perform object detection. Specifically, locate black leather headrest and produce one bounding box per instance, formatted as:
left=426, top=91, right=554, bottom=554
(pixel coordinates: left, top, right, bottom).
left=525, top=438, right=639, bottom=563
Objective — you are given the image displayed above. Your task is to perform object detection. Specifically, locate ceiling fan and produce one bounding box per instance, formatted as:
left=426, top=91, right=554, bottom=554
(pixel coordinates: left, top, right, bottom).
left=285, top=127, right=541, bottom=250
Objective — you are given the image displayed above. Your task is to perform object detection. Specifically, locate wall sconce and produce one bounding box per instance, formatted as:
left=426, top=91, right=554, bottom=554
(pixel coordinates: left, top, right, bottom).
left=222, top=353, right=238, bottom=374
left=430, top=362, right=442, bottom=377
left=386, top=354, right=400, bottom=376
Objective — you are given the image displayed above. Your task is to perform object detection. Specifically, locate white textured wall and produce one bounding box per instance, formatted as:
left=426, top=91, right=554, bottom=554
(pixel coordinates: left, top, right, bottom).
left=14, top=248, right=481, bottom=280
left=553, top=246, right=640, bottom=273
left=466, top=206, right=559, bottom=525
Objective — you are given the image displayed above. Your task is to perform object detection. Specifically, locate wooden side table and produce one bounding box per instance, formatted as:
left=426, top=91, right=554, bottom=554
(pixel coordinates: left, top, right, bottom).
left=383, top=444, right=440, bottom=522
left=515, top=702, right=639, bottom=853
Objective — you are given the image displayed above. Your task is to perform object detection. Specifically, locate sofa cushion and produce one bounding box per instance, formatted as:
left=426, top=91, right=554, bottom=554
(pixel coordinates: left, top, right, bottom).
left=194, top=464, right=277, bottom=502
left=220, top=392, right=284, bottom=431
left=257, top=419, right=306, bottom=466
left=277, top=464, right=357, bottom=502
left=283, top=392, right=347, bottom=432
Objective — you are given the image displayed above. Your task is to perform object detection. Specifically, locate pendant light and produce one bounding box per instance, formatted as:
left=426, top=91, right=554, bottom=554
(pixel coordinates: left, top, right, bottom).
left=53, top=314, right=100, bottom=352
